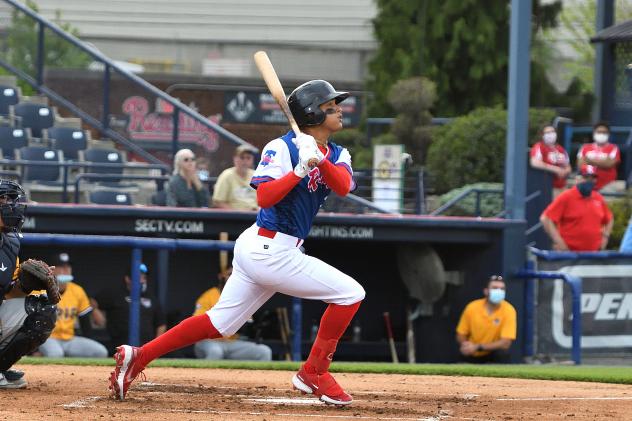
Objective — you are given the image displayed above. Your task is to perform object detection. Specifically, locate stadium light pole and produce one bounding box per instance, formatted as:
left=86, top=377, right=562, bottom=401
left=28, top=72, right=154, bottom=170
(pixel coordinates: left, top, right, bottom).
left=503, top=0, right=532, bottom=363
left=592, top=0, right=614, bottom=121
left=504, top=0, right=532, bottom=221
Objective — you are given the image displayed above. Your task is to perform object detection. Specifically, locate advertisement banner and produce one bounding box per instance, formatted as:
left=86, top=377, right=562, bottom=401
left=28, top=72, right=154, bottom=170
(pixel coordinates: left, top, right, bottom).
left=536, top=258, right=632, bottom=355
left=223, top=90, right=362, bottom=127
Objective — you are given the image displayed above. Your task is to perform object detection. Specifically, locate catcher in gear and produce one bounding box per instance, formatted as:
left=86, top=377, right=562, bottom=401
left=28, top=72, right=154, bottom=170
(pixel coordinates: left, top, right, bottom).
left=0, top=180, right=59, bottom=388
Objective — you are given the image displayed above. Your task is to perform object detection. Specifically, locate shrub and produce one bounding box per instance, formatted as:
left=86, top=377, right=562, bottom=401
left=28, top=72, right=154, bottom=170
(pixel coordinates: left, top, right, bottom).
left=608, top=191, right=632, bottom=250
left=331, top=128, right=371, bottom=169
left=426, top=107, right=556, bottom=193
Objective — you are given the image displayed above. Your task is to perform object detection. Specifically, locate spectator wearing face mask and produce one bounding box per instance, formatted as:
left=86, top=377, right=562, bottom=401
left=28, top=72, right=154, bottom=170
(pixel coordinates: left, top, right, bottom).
left=456, top=275, right=516, bottom=363
left=529, top=125, right=571, bottom=193
left=38, top=253, right=108, bottom=358
left=577, top=122, right=621, bottom=190
left=92, top=263, right=166, bottom=356
left=540, top=164, right=613, bottom=251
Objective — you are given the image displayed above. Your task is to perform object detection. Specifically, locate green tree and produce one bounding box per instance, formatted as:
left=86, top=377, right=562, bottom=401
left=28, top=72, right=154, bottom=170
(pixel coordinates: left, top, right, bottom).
left=426, top=107, right=556, bottom=193
left=387, top=77, right=436, bottom=163
left=538, top=0, right=632, bottom=104
left=368, top=0, right=563, bottom=117
left=2, top=0, right=90, bottom=90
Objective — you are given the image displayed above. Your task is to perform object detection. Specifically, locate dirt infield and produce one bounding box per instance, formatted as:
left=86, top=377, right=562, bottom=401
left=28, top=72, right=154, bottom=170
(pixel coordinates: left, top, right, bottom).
left=2, top=364, right=631, bottom=420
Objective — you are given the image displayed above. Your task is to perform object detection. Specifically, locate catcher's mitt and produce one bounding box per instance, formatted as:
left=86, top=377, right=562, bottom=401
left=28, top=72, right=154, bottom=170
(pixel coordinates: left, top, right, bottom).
left=18, top=259, right=60, bottom=304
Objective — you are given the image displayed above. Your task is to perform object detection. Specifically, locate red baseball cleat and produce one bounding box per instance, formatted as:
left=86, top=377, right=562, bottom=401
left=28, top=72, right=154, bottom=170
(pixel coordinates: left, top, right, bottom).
left=292, top=365, right=352, bottom=405
left=109, top=345, right=145, bottom=400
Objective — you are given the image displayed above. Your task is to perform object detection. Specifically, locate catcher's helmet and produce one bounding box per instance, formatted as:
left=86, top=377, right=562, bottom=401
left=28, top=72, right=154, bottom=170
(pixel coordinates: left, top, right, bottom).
left=0, top=179, right=27, bottom=232
left=288, top=80, right=349, bottom=127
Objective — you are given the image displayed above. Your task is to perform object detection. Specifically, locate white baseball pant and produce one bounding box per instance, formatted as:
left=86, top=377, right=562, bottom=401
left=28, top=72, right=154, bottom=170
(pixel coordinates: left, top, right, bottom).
left=209, top=224, right=365, bottom=336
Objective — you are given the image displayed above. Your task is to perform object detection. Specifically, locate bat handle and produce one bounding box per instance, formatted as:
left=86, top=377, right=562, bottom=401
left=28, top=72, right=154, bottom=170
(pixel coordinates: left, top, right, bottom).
left=290, top=121, right=301, bottom=135
left=307, top=158, right=319, bottom=169
left=383, top=312, right=394, bottom=339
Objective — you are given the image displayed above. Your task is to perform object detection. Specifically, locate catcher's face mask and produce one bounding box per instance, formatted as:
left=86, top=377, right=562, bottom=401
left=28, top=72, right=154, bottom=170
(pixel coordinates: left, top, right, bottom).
left=0, top=180, right=27, bottom=233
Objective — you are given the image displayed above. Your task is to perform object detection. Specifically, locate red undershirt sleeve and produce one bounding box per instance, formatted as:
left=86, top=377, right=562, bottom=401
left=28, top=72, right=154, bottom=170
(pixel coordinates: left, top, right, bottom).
left=256, top=172, right=302, bottom=208
left=318, top=159, right=352, bottom=196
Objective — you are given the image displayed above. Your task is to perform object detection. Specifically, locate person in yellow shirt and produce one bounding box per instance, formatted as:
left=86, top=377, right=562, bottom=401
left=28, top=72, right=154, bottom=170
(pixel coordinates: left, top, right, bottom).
left=193, top=267, right=272, bottom=360
left=212, top=145, right=258, bottom=211
left=38, top=253, right=107, bottom=358
left=456, top=275, right=516, bottom=363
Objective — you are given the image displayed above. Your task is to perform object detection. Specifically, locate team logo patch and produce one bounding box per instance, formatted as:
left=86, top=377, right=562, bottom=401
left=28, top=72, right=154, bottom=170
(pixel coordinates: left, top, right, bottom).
left=261, top=150, right=276, bottom=166
left=307, top=167, right=324, bottom=192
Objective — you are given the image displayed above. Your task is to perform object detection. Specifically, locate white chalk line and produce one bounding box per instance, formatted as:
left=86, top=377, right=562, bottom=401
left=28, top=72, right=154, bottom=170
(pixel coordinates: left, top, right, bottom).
left=139, top=381, right=438, bottom=396
left=62, top=396, right=103, bottom=408
left=59, top=397, right=463, bottom=421
left=497, top=396, right=632, bottom=401
left=60, top=386, right=487, bottom=421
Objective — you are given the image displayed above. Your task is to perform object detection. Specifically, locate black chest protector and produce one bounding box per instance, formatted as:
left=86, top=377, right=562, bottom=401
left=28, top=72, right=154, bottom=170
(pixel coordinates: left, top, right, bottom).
left=0, top=232, right=20, bottom=298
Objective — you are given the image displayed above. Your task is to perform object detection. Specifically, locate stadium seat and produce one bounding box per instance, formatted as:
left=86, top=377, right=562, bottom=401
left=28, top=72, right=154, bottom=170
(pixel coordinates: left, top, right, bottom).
left=0, top=85, right=19, bottom=116
left=0, top=126, right=30, bottom=159
left=45, top=127, right=88, bottom=160
left=79, top=147, right=126, bottom=185
left=16, top=146, right=63, bottom=184
left=151, top=189, right=167, bottom=206
left=13, top=103, right=54, bottom=138
left=88, top=189, right=133, bottom=206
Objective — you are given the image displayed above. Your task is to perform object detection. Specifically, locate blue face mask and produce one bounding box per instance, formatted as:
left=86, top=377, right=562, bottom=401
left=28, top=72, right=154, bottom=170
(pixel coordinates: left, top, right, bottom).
left=488, top=288, right=505, bottom=304
left=577, top=181, right=594, bottom=198
left=56, top=274, right=73, bottom=283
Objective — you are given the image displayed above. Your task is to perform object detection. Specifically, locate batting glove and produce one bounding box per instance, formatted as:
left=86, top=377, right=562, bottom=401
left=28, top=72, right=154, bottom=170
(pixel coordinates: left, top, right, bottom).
left=297, top=143, right=319, bottom=163
left=294, top=158, right=311, bottom=178
left=294, top=133, right=317, bottom=150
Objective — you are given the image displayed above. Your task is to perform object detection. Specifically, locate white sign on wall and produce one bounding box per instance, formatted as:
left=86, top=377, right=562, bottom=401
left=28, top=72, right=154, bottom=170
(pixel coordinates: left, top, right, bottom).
left=372, top=144, right=404, bottom=213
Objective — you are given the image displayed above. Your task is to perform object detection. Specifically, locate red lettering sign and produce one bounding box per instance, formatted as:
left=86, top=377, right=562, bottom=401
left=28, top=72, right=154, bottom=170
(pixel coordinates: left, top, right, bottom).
left=122, top=96, right=220, bottom=152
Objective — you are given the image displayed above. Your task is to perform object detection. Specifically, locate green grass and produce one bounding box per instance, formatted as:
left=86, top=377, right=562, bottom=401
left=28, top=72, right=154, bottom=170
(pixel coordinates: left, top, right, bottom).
left=19, top=357, right=632, bottom=385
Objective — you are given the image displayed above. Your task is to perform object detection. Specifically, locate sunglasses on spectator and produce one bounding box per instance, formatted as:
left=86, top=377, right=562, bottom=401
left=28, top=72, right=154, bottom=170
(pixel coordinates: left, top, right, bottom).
left=183, top=157, right=196, bottom=162
left=489, top=275, right=504, bottom=281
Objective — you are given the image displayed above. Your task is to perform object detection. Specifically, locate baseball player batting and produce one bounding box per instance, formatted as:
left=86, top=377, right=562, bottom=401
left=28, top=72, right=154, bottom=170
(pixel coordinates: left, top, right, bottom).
left=110, top=80, right=364, bottom=406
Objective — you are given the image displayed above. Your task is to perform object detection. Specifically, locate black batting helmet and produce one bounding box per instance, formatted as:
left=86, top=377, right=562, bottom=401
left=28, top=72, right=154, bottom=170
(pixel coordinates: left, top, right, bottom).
left=0, top=179, right=27, bottom=232
left=287, top=80, right=349, bottom=127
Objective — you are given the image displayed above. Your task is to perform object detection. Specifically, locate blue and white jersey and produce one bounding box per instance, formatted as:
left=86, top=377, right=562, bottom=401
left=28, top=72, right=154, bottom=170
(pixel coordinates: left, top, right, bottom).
left=250, top=130, right=353, bottom=239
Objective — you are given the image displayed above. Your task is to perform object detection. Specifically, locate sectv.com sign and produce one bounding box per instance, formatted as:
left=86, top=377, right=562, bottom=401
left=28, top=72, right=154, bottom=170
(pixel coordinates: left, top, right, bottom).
left=135, top=219, right=204, bottom=234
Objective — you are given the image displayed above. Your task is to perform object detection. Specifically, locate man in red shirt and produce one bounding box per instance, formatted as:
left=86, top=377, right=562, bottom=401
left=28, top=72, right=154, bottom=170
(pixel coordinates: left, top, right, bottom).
left=577, top=122, right=620, bottom=190
left=540, top=165, right=613, bottom=251
left=529, top=125, right=571, bottom=190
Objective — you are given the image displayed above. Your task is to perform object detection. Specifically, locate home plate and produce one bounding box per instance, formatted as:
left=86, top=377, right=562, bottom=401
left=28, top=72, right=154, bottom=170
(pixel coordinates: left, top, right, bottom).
left=245, top=397, right=323, bottom=405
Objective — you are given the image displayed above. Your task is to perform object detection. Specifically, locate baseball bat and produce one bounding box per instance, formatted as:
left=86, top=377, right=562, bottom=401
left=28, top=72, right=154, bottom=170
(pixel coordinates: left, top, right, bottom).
left=406, top=305, right=416, bottom=364
left=219, top=232, right=228, bottom=273
left=383, top=312, right=399, bottom=363
left=276, top=307, right=292, bottom=361
left=253, top=51, right=318, bottom=168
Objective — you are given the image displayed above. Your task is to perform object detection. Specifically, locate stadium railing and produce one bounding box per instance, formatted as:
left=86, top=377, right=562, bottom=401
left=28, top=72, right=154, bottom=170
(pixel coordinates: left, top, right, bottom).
left=0, top=158, right=169, bottom=202
left=515, top=263, right=582, bottom=365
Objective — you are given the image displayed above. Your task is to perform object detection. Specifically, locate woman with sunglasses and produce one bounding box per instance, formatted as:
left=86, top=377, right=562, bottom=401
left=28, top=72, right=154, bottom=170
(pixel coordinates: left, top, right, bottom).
left=165, top=148, right=209, bottom=207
